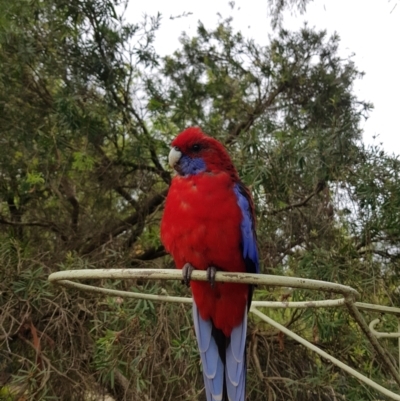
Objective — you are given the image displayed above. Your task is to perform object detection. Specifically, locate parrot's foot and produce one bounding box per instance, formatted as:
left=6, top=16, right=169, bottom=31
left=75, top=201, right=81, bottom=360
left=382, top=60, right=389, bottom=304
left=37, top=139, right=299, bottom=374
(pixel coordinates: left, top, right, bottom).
left=206, top=266, right=217, bottom=288
left=182, top=263, right=195, bottom=287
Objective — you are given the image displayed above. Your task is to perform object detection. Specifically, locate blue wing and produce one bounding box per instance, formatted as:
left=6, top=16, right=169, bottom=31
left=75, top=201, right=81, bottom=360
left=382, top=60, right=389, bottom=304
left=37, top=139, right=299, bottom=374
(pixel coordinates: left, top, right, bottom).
left=233, top=182, right=259, bottom=275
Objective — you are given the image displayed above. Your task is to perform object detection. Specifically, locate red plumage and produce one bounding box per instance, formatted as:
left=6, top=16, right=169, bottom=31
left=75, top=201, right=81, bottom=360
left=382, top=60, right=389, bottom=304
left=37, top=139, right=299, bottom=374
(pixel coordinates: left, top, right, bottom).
left=161, top=127, right=249, bottom=336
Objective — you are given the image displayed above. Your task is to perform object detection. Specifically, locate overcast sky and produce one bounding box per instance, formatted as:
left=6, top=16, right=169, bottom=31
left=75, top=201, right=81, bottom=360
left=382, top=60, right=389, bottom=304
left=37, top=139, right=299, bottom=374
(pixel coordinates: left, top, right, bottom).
left=127, top=0, right=400, bottom=154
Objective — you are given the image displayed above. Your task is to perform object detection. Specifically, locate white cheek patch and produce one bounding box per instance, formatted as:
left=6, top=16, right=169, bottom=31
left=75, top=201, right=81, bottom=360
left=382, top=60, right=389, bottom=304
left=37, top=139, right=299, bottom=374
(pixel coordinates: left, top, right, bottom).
left=168, top=147, right=182, bottom=168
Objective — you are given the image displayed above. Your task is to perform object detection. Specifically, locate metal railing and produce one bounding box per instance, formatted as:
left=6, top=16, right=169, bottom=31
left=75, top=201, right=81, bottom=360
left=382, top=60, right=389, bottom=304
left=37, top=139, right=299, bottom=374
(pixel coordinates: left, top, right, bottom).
left=48, top=269, right=400, bottom=400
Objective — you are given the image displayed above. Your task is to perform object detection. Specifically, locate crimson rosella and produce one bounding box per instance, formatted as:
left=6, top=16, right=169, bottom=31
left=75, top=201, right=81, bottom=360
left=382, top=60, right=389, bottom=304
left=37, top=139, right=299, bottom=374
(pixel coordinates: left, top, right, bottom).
left=161, top=127, right=259, bottom=401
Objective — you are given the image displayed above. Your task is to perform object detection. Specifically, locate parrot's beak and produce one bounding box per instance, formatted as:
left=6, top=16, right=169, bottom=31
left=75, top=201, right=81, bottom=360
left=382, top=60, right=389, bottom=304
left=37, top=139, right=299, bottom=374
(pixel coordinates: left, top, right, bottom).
left=168, top=147, right=183, bottom=174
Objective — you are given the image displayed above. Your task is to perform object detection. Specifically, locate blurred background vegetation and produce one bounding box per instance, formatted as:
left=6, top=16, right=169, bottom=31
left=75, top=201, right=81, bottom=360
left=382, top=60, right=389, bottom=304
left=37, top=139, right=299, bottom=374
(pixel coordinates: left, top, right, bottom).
left=1, top=0, right=400, bottom=399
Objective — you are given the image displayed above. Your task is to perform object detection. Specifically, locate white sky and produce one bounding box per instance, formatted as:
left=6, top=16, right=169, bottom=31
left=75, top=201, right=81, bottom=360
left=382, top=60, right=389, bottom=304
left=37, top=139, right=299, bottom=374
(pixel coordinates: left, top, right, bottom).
left=127, top=0, right=400, bottom=155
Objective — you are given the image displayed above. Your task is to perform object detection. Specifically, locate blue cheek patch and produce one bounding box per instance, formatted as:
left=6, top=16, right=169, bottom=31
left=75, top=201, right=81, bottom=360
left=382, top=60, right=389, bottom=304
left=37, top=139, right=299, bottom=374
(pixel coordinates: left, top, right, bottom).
left=179, top=155, right=206, bottom=176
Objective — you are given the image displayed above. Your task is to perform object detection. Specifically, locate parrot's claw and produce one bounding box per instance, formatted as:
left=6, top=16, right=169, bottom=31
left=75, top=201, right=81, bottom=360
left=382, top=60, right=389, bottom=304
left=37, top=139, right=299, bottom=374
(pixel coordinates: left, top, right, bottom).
left=207, top=266, right=217, bottom=288
left=182, top=263, right=195, bottom=287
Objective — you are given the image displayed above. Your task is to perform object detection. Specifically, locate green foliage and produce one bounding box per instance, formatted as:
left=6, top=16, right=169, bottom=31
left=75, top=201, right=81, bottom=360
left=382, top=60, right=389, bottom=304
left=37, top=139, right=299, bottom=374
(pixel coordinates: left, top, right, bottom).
left=1, top=0, right=400, bottom=400
left=267, top=0, right=314, bottom=29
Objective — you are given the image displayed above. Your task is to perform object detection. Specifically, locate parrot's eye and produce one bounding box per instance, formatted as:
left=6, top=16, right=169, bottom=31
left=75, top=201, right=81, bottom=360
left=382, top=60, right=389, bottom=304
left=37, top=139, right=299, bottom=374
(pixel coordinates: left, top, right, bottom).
left=191, top=144, right=202, bottom=152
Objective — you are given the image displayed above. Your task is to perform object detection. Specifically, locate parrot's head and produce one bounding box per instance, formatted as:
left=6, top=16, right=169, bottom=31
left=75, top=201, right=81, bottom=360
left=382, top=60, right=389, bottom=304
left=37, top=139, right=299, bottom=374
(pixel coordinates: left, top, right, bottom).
left=168, top=127, right=239, bottom=179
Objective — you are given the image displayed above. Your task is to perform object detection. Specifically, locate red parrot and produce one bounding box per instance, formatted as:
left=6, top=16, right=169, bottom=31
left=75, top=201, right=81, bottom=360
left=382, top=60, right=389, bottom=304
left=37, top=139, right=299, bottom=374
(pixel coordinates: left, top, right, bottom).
left=161, top=127, right=259, bottom=401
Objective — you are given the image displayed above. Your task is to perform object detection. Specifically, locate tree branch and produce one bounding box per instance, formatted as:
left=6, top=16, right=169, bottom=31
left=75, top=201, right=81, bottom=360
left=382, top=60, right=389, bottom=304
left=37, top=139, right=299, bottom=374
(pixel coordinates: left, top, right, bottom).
left=227, top=82, right=288, bottom=144
left=0, top=216, right=66, bottom=240
left=81, top=189, right=168, bottom=255
left=271, top=180, right=326, bottom=215
left=112, top=160, right=162, bottom=175
left=60, top=177, right=80, bottom=233
left=131, top=245, right=166, bottom=264
left=85, top=6, right=170, bottom=185
left=357, top=248, right=400, bottom=261
left=93, top=145, right=139, bottom=209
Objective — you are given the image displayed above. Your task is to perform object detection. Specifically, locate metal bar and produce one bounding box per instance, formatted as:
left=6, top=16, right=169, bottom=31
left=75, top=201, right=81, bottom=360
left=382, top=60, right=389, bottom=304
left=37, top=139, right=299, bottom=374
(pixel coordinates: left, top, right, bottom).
left=251, top=298, right=347, bottom=308
left=345, top=297, right=400, bottom=388
left=369, top=319, right=400, bottom=339
left=48, top=269, right=359, bottom=296
left=55, top=279, right=347, bottom=309
left=56, top=280, right=192, bottom=304
left=250, top=307, right=400, bottom=401
left=50, top=270, right=400, bottom=317
left=356, top=302, right=400, bottom=316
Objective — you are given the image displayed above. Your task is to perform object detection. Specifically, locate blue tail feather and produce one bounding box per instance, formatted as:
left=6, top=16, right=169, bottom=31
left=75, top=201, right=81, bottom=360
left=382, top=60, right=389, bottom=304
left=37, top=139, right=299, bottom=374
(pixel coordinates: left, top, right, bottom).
left=193, top=302, right=247, bottom=401
left=226, top=310, right=247, bottom=385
